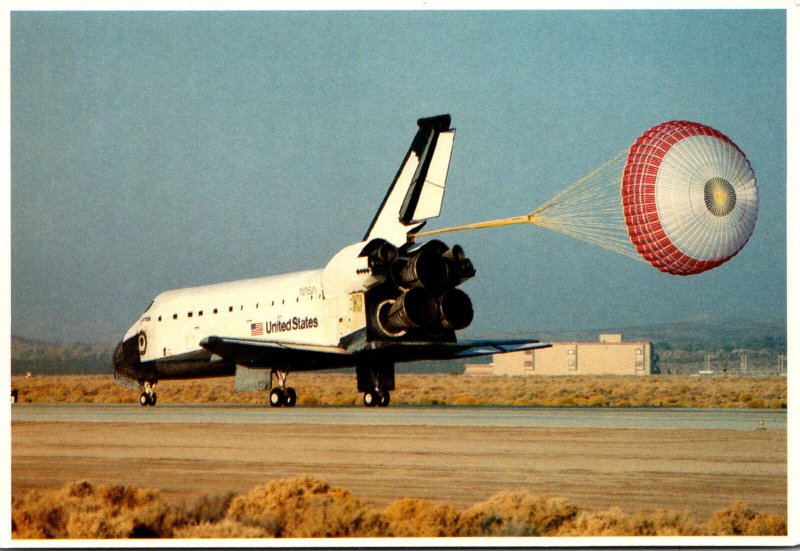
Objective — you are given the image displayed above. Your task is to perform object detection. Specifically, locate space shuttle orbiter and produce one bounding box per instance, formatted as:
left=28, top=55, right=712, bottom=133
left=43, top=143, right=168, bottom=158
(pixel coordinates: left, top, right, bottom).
left=113, top=115, right=549, bottom=407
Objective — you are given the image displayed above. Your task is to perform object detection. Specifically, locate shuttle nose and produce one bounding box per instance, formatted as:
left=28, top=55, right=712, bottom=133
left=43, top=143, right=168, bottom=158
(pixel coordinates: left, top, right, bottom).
left=112, top=336, right=141, bottom=378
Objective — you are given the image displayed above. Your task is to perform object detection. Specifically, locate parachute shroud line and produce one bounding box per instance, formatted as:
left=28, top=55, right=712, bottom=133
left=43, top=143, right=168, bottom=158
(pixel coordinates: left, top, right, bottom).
left=413, top=149, right=641, bottom=260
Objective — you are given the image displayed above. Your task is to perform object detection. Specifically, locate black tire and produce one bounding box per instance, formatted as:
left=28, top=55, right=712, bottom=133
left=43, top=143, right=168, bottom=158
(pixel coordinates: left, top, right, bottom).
left=363, top=390, right=379, bottom=407
left=284, top=387, right=297, bottom=407
left=270, top=388, right=286, bottom=407
left=140, top=393, right=149, bottom=407
left=148, top=393, right=157, bottom=407
left=378, top=391, right=391, bottom=407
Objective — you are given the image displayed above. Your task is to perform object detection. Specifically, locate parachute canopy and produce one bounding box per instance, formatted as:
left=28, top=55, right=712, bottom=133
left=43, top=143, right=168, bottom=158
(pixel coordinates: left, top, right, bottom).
left=622, top=121, right=759, bottom=275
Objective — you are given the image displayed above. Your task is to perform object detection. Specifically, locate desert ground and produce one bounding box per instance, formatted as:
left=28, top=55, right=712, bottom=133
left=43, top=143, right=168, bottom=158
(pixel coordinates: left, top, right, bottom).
left=11, top=374, right=788, bottom=537
left=12, top=418, right=785, bottom=521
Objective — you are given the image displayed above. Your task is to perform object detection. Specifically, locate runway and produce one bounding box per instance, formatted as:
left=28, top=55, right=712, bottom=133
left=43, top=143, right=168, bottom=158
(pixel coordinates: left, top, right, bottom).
left=12, top=405, right=787, bottom=520
left=11, top=404, right=787, bottom=430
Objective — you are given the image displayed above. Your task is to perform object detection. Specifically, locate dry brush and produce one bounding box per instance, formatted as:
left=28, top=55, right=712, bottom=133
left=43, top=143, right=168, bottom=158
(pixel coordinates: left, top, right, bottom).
left=11, top=477, right=786, bottom=539
left=11, top=373, right=787, bottom=409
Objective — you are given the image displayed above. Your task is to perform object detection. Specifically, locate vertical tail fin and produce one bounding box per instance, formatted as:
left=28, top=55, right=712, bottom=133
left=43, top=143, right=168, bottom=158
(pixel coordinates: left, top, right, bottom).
left=364, top=115, right=455, bottom=245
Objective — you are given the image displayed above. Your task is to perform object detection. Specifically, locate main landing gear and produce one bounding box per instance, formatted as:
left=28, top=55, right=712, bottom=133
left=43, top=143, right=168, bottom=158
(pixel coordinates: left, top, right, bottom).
left=139, top=381, right=157, bottom=407
left=357, top=362, right=394, bottom=408
left=269, top=369, right=296, bottom=408
left=362, top=389, right=390, bottom=407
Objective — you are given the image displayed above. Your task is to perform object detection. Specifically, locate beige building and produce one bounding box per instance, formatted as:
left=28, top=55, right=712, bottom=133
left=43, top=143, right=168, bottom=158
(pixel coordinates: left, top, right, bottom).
left=465, top=334, right=657, bottom=376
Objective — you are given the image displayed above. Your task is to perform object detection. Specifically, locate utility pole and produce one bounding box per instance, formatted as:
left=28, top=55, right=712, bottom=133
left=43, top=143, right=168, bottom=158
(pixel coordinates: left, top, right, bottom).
left=740, top=352, right=747, bottom=375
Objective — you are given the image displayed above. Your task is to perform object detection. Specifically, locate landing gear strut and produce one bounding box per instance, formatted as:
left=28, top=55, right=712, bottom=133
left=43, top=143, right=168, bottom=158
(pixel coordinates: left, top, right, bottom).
left=139, top=381, right=157, bottom=407
left=269, top=369, right=296, bottom=408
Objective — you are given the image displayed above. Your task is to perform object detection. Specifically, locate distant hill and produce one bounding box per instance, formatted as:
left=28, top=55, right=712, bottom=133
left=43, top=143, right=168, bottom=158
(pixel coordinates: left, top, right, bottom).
left=11, top=336, right=114, bottom=376
left=10, top=316, right=787, bottom=376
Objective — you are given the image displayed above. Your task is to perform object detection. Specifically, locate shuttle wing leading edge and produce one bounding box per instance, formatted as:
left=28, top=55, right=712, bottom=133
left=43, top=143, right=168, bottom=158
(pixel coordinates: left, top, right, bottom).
left=368, top=339, right=552, bottom=361
left=200, top=336, right=352, bottom=370
left=200, top=334, right=550, bottom=370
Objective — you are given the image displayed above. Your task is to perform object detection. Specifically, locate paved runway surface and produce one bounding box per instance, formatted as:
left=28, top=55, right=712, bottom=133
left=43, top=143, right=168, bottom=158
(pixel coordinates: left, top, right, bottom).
left=11, top=404, right=787, bottom=430
left=12, top=405, right=786, bottom=519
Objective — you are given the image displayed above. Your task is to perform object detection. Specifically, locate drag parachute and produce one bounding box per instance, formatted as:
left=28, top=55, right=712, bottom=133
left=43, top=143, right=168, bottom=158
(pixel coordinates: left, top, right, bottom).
left=413, top=119, right=759, bottom=277
left=622, top=121, right=758, bottom=275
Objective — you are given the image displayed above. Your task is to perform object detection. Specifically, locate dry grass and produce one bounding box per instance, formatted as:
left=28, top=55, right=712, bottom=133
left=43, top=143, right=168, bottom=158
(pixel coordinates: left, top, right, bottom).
left=11, top=373, right=787, bottom=408
left=12, top=477, right=786, bottom=539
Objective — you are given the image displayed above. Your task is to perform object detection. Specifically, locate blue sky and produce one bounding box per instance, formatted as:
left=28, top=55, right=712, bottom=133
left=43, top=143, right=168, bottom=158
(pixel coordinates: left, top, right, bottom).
left=10, top=10, right=788, bottom=343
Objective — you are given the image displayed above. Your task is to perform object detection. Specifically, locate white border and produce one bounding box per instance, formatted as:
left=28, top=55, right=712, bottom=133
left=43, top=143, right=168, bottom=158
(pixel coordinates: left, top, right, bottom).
left=3, top=1, right=796, bottom=548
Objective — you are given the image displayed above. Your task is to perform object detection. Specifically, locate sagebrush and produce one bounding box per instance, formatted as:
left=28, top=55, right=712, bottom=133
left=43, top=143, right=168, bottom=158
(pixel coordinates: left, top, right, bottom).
left=12, top=477, right=786, bottom=539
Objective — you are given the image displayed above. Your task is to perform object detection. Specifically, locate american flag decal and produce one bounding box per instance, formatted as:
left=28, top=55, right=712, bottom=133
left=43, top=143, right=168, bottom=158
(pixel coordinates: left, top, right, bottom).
left=250, top=322, right=264, bottom=336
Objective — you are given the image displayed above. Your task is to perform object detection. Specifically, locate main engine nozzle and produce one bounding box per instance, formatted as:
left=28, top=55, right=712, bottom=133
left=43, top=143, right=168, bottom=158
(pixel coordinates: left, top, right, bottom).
left=376, top=288, right=438, bottom=337
left=437, top=288, right=474, bottom=330
left=386, top=287, right=437, bottom=329
left=393, top=248, right=450, bottom=291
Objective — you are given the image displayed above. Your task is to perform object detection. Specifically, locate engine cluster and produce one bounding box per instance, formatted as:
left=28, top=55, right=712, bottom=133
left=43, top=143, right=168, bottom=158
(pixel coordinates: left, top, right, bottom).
left=364, top=239, right=475, bottom=339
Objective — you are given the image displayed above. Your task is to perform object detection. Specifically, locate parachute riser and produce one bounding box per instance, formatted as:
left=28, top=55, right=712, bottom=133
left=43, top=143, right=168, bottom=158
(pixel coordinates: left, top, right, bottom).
left=410, top=213, right=536, bottom=241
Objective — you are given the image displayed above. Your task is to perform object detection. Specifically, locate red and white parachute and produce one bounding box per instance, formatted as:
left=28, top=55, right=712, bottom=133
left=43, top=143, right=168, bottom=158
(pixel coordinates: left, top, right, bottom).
left=414, top=119, right=759, bottom=276
left=621, top=121, right=759, bottom=275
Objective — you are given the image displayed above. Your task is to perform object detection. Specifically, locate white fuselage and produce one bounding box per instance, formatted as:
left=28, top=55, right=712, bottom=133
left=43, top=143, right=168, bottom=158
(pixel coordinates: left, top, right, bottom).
left=124, top=253, right=373, bottom=364
left=125, top=271, right=318, bottom=363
